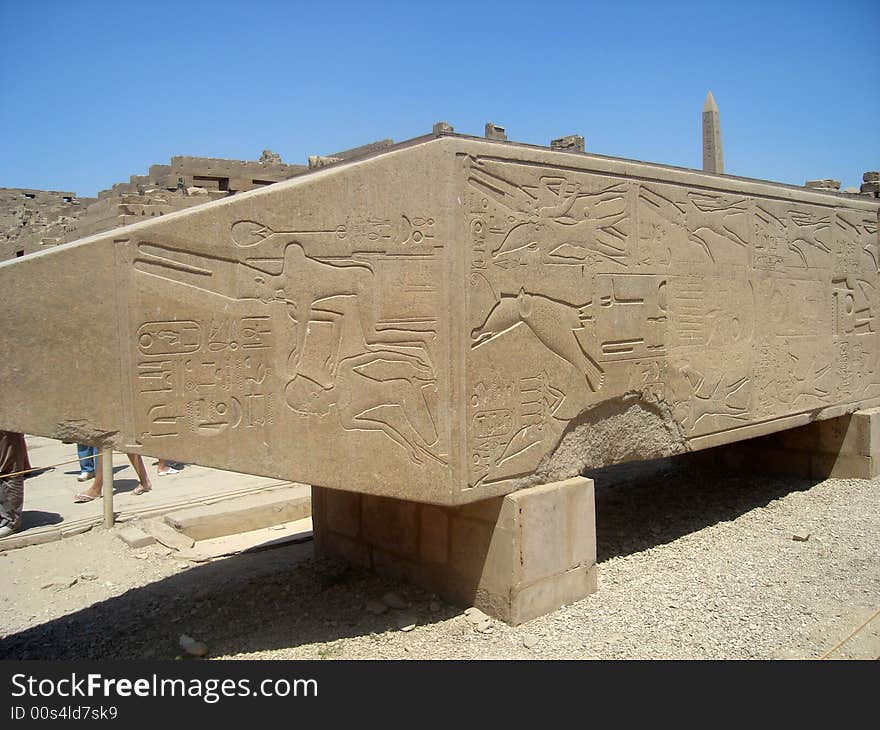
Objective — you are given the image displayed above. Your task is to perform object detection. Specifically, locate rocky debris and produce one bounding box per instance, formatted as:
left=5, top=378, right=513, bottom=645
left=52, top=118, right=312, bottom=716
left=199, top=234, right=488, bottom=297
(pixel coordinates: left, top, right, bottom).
left=842, top=187, right=860, bottom=194
left=465, top=608, right=495, bottom=634
left=140, top=520, right=195, bottom=551
left=2, top=467, right=879, bottom=661
left=259, top=149, right=282, bottom=165
left=792, top=532, right=811, bottom=542
left=381, top=591, right=409, bottom=610
left=40, top=577, right=77, bottom=591
left=463, top=606, right=485, bottom=622
left=522, top=633, right=540, bottom=649
left=474, top=619, right=494, bottom=634
left=79, top=571, right=98, bottom=581
left=179, top=634, right=209, bottom=657
left=116, top=525, right=155, bottom=549
left=308, top=155, right=341, bottom=169
left=550, top=134, right=586, bottom=152
left=805, top=179, right=841, bottom=191
left=395, top=614, right=417, bottom=632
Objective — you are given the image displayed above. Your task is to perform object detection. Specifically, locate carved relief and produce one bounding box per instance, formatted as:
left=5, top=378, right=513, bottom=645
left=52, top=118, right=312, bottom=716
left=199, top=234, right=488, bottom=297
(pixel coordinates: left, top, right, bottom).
left=464, top=152, right=877, bottom=486
left=133, top=211, right=446, bottom=468
left=135, top=315, right=275, bottom=441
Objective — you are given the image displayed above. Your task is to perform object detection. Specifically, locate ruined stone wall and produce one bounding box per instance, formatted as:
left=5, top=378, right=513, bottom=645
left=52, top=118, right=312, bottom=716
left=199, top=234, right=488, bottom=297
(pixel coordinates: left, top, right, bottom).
left=0, top=188, right=95, bottom=261
left=96, top=155, right=308, bottom=199
left=1, top=153, right=310, bottom=262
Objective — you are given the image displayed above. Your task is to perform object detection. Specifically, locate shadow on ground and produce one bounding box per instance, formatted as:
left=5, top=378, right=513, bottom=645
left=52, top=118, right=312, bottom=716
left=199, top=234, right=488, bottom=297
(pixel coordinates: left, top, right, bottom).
left=0, top=541, right=458, bottom=660
left=588, top=454, right=820, bottom=562
left=2, top=455, right=822, bottom=659
left=19, top=511, right=63, bottom=530
left=61, top=465, right=130, bottom=479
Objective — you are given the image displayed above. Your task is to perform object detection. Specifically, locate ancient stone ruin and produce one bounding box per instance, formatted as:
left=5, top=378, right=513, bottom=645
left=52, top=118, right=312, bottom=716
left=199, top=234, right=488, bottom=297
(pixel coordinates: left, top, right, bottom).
left=1, top=111, right=878, bottom=623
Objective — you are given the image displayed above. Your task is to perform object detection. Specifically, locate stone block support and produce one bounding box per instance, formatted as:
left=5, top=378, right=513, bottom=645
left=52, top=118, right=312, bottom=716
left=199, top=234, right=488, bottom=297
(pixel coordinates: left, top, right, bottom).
left=702, top=408, right=880, bottom=479
left=312, top=477, right=597, bottom=625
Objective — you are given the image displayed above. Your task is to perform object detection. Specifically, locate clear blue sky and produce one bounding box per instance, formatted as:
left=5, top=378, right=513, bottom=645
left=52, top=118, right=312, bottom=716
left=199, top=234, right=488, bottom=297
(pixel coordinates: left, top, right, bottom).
left=1, top=0, right=877, bottom=196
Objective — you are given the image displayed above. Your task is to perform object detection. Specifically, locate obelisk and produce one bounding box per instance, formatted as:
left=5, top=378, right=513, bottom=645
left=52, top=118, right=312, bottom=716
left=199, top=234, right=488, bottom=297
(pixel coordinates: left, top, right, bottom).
left=702, top=91, right=723, bottom=174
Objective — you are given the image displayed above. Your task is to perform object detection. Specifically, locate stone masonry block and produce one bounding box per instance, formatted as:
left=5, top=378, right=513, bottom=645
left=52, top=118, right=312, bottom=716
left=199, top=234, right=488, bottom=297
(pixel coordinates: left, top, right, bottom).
left=371, top=548, right=429, bottom=586
left=811, top=452, right=876, bottom=480
left=449, top=515, right=501, bottom=588
left=324, top=487, right=361, bottom=538
left=816, top=413, right=872, bottom=457
left=511, top=481, right=568, bottom=585
left=419, top=504, right=449, bottom=565
left=2, top=136, right=878, bottom=508
left=361, top=494, right=418, bottom=558
left=116, top=525, right=156, bottom=549
left=509, top=565, right=598, bottom=625
left=313, top=476, right=598, bottom=625
left=566, top=478, right=597, bottom=568
left=456, top=496, right=504, bottom=523
left=314, top=529, right=371, bottom=569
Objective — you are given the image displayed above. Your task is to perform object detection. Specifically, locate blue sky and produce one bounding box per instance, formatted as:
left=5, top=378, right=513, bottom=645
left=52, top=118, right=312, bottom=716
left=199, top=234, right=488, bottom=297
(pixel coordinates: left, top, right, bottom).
left=1, top=0, right=877, bottom=196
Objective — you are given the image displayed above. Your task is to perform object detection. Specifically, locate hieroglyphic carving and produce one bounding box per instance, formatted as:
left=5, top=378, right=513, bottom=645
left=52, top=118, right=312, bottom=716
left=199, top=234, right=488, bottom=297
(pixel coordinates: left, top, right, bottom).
left=135, top=317, right=276, bottom=441
left=133, top=210, right=446, bottom=467
left=464, top=151, right=878, bottom=487
left=469, top=370, right=565, bottom=486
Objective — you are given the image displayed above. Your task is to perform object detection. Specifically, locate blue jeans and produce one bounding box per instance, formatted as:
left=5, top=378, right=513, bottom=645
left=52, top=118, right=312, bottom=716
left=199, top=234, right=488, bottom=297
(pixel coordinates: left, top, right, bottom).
left=76, top=444, right=97, bottom=474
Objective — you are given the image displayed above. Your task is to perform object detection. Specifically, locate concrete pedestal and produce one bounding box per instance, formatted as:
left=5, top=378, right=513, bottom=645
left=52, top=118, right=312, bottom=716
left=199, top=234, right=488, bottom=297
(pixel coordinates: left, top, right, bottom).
left=703, top=408, right=880, bottom=479
left=312, top=476, right=597, bottom=625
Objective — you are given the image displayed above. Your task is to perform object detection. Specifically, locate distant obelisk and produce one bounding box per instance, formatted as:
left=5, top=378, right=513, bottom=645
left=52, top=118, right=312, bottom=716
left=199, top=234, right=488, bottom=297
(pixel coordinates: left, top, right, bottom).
left=702, top=91, right=723, bottom=174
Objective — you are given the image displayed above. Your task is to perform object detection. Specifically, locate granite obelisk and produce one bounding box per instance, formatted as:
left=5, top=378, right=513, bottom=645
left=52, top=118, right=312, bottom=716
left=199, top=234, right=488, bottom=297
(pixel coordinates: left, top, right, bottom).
left=702, top=91, right=723, bottom=174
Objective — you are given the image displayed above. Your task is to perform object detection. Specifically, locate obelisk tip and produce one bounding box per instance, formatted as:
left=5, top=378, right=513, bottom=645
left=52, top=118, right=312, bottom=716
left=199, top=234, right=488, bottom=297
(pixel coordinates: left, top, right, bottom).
left=703, top=91, right=718, bottom=113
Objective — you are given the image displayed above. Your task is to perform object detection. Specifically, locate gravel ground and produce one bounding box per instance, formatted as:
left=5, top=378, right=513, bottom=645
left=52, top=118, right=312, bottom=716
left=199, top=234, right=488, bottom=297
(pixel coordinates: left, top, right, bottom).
left=1, top=458, right=878, bottom=660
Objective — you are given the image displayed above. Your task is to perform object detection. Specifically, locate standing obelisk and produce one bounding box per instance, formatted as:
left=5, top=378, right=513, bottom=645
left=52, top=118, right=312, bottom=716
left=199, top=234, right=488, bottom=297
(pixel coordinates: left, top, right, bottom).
left=702, top=91, right=723, bottom=174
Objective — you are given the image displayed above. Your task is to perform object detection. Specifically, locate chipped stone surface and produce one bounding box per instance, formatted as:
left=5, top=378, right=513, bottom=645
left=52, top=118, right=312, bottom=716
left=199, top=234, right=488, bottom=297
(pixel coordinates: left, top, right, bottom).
left=0, top=135, right=877, bottom=507
left=116, top=526, right=156, bottom=549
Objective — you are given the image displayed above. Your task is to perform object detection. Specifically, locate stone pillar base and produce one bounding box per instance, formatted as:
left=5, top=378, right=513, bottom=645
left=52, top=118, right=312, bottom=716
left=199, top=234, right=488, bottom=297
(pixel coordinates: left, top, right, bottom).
left=312, top=477, right=597, bottom=625
left=699, top=408, right=880, bottom=479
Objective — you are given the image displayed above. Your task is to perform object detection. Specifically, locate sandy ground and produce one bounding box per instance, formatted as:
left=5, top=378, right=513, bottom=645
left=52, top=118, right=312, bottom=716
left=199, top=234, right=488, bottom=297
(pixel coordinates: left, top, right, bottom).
left=3, top=436, right=295, bottom=548
left=1, top=457, right=878, bottom=660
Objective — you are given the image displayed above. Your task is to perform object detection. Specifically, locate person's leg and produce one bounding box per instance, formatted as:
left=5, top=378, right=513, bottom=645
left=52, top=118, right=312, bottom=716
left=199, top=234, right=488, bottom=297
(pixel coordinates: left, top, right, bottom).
left=0, top=475, right=24, bottom=536
left=74, top=450, right=105, bottom=501
left=157, top=459, right=179, bottom=475
left=129, top=454, right=153, bottom=494
left=76, top=444, right=96, bottom=478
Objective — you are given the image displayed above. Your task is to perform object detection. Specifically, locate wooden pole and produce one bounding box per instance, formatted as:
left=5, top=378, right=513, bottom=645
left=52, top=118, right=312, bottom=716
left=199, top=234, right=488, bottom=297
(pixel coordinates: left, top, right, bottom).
left=102, top=447, right=114, bottom=527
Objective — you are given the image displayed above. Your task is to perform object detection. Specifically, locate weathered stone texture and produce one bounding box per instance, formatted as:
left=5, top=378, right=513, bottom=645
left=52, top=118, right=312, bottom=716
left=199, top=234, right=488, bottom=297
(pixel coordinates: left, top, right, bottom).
left=702, top=91, right=723, bottom=174
left=0, top=135, right=878, bottom=505
left=485, top=122, right=507, bottom=141
left=806, top=179, right=841, bottom=191
left=1, top=153, right=309, bottom=262
left=0, top=188, right=95, bottom=261
left=550, top=134, right=585, bottom=152
left=313, top=476, right=597, bottom=624
left=704, top=408, right=880, bottom=479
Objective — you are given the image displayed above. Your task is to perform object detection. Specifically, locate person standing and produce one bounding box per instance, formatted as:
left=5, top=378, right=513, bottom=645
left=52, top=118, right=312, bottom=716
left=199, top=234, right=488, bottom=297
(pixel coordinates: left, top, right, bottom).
left=0, top=431, right=27, bottom=537
left=73, top=451, right=154, bottom=502
left=76, top=443, right=97, bottom=482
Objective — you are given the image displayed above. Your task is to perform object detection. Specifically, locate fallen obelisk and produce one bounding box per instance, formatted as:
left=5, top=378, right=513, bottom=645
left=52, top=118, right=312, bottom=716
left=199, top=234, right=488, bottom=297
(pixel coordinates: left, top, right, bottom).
left=1, top=131, right=878, bottom=622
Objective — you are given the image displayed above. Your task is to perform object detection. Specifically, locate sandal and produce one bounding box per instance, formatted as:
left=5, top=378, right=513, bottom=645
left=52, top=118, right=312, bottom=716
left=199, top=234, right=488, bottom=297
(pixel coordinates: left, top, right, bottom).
left=73, top=492, right=101, bottom=503
left=133, top=484, right=152, bottom=495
